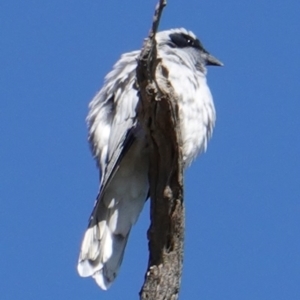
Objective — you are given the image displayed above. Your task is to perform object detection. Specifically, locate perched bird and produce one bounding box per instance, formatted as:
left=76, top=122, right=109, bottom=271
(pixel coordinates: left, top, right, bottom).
left=77, top=28, right=222, bottom=290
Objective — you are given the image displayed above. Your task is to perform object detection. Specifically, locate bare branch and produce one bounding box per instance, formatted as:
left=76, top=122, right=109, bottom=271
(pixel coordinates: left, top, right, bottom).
left=136, top=1, right=185, bottom=299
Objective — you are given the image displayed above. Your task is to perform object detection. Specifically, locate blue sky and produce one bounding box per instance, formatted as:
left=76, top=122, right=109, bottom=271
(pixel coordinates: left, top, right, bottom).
left=1, top=0, right=300, bottom=299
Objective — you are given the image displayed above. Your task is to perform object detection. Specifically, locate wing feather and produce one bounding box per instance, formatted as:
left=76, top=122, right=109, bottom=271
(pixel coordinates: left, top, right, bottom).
left=87, top=51, right=139, bottom=188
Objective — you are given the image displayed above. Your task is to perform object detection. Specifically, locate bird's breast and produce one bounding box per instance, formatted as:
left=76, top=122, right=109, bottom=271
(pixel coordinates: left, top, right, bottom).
left=167, top=65, right=216, bottom=167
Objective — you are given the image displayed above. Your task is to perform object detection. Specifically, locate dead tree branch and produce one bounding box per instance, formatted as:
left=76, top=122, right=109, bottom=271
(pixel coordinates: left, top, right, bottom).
left=136, top=1, right=185, bottom=299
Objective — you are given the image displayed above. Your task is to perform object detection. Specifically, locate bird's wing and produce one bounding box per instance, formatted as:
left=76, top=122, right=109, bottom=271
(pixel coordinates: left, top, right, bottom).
left=87, top=51, right=140, bottom=199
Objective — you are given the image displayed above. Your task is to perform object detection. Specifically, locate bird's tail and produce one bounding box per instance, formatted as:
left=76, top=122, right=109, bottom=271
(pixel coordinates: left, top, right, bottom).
left=77, top=199, right=133, bottom=290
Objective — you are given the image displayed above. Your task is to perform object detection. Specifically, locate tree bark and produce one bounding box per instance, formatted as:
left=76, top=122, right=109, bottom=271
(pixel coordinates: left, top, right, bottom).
left=136, top=1, right=185, bottom=299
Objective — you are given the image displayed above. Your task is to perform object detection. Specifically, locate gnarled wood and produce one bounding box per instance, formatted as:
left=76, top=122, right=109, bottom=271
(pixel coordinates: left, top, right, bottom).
left=136, top=1, right=185, bottom=299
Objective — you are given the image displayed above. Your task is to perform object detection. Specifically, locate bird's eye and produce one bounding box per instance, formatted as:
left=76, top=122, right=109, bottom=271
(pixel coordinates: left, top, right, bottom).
left=186, top=39, right=194, bottom=46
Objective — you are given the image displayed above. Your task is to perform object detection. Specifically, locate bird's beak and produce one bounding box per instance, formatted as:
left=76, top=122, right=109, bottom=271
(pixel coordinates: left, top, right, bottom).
left=205, top=53, right=223, bottom=67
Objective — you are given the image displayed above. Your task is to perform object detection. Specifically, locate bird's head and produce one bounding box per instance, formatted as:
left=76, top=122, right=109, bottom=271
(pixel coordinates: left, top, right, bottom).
left=156, top=28, right=223, bottom=73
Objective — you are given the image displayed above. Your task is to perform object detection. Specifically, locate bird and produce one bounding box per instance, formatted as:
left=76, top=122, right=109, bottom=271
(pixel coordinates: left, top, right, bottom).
left=77, top=28, right=222, bottom=290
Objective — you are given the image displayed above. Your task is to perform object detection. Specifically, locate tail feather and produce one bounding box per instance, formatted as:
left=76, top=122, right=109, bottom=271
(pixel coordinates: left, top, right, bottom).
left=77, top=197, right=143, bottom=289
left=77, top=205, right=130, bottom=289
left=93, top=233, right=129, bottom=290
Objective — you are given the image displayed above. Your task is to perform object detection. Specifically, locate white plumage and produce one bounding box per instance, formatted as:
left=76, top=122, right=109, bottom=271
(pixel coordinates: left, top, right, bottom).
left=77, top=28, right=222, bottom=290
